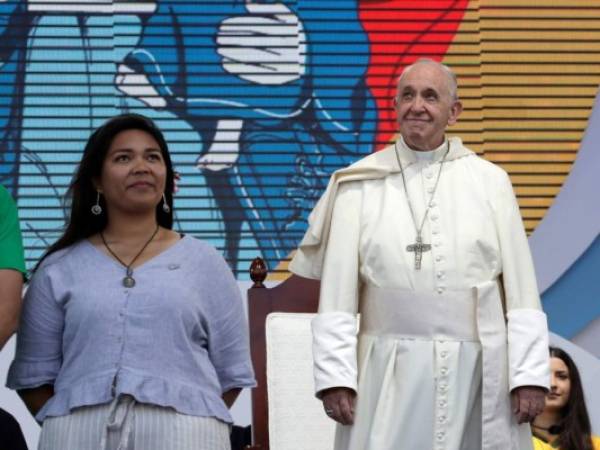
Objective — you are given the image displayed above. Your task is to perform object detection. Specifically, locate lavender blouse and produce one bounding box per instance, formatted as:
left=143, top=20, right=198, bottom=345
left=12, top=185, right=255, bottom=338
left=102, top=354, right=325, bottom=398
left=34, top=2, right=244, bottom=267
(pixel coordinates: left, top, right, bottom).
left=7, top=235, right=255, bottom=423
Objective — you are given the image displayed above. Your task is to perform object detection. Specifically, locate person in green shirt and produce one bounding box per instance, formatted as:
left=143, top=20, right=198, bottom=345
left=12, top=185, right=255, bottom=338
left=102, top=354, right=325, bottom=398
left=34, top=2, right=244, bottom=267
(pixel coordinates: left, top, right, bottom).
left=0, top=184, right=26, bottom=349
left=0, top=184, right=28, bottom=449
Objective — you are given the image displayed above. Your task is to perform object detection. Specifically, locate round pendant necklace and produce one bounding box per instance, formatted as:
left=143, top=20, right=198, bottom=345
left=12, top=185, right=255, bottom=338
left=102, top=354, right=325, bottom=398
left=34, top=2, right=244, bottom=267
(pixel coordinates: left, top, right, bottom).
left=100, top=224, right=160, bottom=287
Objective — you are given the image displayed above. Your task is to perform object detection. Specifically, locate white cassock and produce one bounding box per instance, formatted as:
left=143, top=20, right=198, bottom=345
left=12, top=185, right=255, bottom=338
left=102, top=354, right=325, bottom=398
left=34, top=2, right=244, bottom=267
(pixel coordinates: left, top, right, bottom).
left=289, top=136, right=551, bottom=450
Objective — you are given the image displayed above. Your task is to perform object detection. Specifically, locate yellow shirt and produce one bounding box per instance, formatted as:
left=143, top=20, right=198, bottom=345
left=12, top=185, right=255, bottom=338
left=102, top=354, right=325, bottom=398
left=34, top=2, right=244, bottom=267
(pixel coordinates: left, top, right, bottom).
left=533, top=435, right=600, bottom=449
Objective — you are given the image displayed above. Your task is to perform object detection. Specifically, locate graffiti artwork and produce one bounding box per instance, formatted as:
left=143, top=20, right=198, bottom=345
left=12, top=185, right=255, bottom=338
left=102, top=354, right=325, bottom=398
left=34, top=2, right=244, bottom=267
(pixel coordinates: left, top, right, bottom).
left=2, top=3, right=600, bottom=448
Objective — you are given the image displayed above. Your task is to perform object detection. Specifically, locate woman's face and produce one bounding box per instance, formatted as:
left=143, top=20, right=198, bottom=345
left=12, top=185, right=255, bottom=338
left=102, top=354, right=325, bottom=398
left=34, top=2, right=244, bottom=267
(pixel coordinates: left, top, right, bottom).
left=546, top=356, right=571, bottom=412
left=95, top=129, right=167, bottom=216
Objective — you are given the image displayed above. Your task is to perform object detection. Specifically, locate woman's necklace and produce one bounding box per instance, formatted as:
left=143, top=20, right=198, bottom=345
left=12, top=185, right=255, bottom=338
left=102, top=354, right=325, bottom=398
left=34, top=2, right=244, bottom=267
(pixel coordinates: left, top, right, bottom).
left=393, top=140, right=450, bottom=270
left=100, top=224, right=160, bottom=288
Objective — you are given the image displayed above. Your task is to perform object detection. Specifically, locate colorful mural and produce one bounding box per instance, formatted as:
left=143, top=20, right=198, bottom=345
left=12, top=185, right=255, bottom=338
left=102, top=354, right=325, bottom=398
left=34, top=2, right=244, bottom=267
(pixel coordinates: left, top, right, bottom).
left=1, top=0, right=599, bottom=335
left=2, top=2, right=600, bottom=448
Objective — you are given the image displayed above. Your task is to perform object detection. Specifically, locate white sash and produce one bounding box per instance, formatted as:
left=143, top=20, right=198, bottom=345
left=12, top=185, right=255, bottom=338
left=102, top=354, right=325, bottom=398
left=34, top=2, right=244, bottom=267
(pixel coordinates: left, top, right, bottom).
left=360, top=280, right=529, bottom=450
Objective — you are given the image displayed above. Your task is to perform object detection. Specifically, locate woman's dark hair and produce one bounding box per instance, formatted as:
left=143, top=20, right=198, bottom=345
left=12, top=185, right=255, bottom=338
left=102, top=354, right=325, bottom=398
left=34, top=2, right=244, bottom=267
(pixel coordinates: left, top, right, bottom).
left=550, top=346, right=594, bottom=450
left=35, top=113, right=174, bottom=271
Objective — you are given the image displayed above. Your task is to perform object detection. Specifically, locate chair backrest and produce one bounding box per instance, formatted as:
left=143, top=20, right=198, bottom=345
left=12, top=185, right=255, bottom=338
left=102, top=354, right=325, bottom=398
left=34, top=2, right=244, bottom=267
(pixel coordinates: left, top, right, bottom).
left=245, top=258, right=336, bottom=450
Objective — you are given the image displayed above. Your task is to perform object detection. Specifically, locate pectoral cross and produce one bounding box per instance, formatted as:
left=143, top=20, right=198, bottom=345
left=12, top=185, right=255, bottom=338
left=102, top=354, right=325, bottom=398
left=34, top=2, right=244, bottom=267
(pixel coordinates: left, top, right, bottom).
left=406, top=235, right=431, bottom=270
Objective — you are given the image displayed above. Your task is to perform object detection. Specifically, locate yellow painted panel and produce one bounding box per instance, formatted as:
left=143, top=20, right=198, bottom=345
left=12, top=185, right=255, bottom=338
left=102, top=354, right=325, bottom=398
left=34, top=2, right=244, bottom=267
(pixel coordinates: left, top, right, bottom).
left=522, top=209, right=549, bottom=219
left=482, top=0, right=600, bottom=6
left=516, top=198, right=556, bottom=207
left=495, top=163, right=573, bottom=173
left=482, top=53, right=600, bottom=63
left=486, top=154, right=577, bottom=162
left=443, top=0, right=596, bottom=235
left=482, top=75, right=600, bottom=86
left=482, top=86, right=598, bottom=96
left=445, top=45, right=485, bottom=55
left=510, top=174, right=566, bottom=184
left=514, top=186, right=562, bottom=196
left=483, top=30, right=600, bottom=40
left=480, top=20, right=600, bottom=28
left=482, top=42, right=600, bottom=52
left=483, top=131, right=584, bottom=140
left=484, top=120, right=589, bottom=130
left=482, top=64, right=600, bottom=74
left=481, top=9, right=600, bottom=20
left=485, top=143, right=579, bottom=152
left=482, top=98, right=598, bottom=108
left=485, top=109, right=591, bottom=119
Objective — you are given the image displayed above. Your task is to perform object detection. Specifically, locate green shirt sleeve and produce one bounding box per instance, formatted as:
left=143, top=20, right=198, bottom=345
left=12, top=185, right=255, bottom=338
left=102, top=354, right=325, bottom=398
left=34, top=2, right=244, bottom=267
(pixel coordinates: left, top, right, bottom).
left=0, top=185, right=26, bottom=274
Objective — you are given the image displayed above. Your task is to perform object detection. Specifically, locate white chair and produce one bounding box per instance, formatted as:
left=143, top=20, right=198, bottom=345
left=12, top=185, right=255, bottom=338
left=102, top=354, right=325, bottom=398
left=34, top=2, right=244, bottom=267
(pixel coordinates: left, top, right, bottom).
left=246, top=258, right=336, bottom=450
left=266, top=313, right=336, bottom=450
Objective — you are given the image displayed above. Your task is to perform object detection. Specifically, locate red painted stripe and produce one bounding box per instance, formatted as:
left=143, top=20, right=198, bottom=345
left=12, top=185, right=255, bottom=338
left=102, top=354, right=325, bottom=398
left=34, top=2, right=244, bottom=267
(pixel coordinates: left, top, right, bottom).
left=359, top=0, right=469, bottom=148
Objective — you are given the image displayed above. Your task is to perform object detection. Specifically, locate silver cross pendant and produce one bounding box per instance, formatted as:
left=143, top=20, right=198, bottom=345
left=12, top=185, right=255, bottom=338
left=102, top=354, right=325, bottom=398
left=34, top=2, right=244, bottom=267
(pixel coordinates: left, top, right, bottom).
left=406, top=235, right=432, bottom=270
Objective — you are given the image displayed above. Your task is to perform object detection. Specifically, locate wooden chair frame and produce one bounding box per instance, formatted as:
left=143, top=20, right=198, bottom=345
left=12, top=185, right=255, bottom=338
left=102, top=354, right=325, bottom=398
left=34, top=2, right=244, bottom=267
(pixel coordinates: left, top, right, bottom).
left=245, top=258, right=320, bottom=450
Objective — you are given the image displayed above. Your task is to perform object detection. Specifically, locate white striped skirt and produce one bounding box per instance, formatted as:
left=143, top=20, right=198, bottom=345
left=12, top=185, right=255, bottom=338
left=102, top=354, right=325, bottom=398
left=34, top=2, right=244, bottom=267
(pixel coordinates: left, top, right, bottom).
left=38, top=395, right=231, bottom=450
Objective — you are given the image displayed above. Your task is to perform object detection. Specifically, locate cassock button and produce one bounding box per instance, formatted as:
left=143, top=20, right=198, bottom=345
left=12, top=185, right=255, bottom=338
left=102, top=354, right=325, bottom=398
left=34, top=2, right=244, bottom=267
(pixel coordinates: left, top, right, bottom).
left=437, top=287, right=444, bottom=294
left=432, top=229, right=440, bottom=235
left=438, top=415, right=446, bottom=423
left=441, top=351, right=448, bottom=358
left=440, top=367, right=448, bottom=375
left=439, top=400, right=447, bottom=407
left=436, top=271, right=444, bottom=279
left=431, top=214, right=438, bottom=221
left=426, top=172, right=434, bottom=179
left=436, top=255, right=443, bottom=262
left=430, top=200, right=437, bottom=207
left=427, top=187, right=435, bottom=194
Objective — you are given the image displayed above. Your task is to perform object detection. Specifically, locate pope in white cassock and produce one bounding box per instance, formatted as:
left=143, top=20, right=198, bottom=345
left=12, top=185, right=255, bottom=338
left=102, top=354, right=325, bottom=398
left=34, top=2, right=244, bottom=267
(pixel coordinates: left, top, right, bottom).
left=289, top=59, right=551, bottom=450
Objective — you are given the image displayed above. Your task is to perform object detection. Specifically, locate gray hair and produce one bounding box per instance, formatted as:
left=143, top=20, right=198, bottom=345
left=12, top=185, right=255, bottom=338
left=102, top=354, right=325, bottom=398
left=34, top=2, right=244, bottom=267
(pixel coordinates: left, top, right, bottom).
left=396, top=58, right=459, bottom=101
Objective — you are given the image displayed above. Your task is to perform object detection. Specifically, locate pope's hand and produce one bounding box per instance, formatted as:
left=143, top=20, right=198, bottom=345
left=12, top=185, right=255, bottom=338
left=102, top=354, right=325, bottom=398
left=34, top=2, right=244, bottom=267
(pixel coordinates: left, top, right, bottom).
left=216, top=1, right=305, bottom=85
left=320, top=387, right=356, bottom=426
left=511, top=386, right=546, bottom=424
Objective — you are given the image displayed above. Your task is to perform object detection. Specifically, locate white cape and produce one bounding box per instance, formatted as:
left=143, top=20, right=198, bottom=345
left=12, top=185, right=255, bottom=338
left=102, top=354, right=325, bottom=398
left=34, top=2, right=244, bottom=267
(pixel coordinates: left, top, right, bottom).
left=290, top=137, right=550, bottom=450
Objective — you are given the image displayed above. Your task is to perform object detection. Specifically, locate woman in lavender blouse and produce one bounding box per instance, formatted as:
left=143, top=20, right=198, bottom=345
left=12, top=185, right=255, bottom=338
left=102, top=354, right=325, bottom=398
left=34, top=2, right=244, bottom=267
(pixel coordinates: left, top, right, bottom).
left=7, top=114, right=255, bottom=449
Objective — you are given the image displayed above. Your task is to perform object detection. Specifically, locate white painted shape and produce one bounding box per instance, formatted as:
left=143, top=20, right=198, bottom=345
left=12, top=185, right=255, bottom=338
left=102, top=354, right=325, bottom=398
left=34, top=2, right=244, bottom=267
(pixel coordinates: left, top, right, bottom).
left=115, top=64, right=167, bottom=108
left=216, top=2, right=305, bottom=85
left=196, top=119, right=243, bottom=172
left=27, top=0, right=156, bottom=13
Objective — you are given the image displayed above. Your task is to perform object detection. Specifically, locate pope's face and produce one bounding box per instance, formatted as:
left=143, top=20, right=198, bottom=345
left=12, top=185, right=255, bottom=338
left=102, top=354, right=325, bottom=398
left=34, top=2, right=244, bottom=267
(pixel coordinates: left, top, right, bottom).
left=395, top=63, right=462, bottom=151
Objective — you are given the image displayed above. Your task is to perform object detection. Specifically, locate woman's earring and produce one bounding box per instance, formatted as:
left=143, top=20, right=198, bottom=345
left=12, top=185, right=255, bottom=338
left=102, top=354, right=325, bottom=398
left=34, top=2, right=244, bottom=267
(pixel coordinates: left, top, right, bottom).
left=91, top=191, right=102, bottom=215
left=162, top=193, right=170, bottom=213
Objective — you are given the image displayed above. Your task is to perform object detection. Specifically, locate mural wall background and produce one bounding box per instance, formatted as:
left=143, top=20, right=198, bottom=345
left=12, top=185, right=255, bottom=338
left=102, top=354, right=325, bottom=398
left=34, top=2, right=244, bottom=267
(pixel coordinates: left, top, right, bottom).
left=1, top=1, right=599, bottom=447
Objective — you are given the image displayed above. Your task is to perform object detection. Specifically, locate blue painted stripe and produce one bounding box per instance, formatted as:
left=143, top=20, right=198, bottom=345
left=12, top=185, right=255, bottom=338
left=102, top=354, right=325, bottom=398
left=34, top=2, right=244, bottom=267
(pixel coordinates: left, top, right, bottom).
left=542, top=234, right=600, bottom=338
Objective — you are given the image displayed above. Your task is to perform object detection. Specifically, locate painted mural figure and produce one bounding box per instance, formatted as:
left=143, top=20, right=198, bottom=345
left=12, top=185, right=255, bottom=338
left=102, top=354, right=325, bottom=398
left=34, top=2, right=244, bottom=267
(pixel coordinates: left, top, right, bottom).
left=13, top=4, right=151, bottom=264
left=0, top=0, right=32, bottom=194
left=116, top=0, right=376, bottom=272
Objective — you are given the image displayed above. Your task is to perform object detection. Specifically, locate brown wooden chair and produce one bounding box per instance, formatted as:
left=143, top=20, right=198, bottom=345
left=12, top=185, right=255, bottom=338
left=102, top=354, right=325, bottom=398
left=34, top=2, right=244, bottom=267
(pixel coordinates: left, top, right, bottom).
left=245, top=257, right=335, bottom=450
